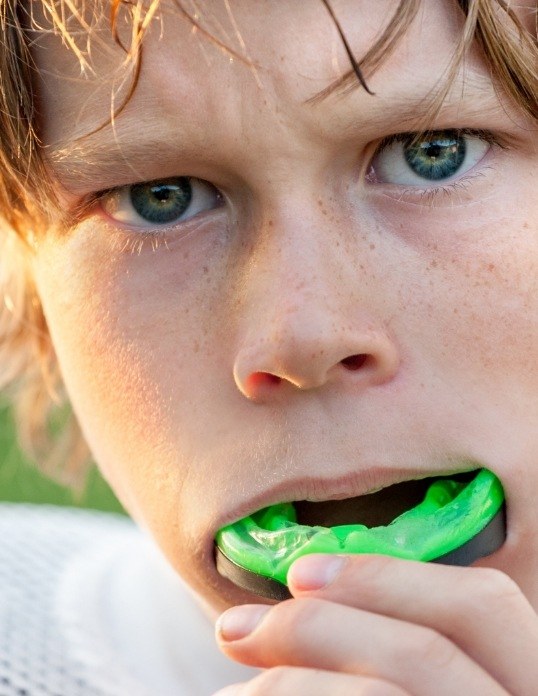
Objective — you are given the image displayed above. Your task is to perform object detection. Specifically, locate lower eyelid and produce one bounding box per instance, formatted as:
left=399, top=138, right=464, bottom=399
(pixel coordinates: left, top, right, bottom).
left=371, top=168, right=497, bottom=208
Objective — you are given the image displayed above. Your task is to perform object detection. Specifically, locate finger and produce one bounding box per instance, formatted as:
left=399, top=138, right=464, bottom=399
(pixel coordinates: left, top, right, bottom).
left=212, top=666, right=411, bottom=696
left=213, top=686, right=244, bottom=696
left=216, top=599, right=507, bottom=696
left=287, top=554, right=538, bottom=693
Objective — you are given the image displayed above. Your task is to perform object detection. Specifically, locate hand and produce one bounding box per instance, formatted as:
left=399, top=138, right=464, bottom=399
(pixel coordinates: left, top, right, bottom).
left=213, top=554, right=538, bottom=695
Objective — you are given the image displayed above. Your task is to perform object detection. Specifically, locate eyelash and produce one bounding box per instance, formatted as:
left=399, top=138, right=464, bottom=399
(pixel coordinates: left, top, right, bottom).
left=377, top=127, right=500, bottom=152
left=113, top=228, right=174, bottom=255
left=384, top=170, right=491, bottom=206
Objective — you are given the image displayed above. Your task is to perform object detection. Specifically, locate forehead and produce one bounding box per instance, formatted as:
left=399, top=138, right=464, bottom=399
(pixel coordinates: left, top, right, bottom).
left=30, top=0, right=505, bottom=183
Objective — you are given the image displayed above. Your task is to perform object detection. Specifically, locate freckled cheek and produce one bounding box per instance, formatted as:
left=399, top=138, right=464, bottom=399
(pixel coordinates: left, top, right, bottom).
left=35, top=240, right=236, bottom=514
left=419, top=252, right=538, bottom=388
left=386, top=193, right=537, bottom=380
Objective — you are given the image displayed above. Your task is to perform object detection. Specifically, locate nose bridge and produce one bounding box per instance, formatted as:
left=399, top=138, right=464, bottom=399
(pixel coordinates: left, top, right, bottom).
left=253, top=208, right=340, bottom=321
left=233, top=204, right=401, bottom=398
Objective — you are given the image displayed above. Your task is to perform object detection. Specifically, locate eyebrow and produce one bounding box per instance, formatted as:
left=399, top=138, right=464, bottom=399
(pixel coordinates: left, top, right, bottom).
left=48, top=73, right=505, bottom=195
left=307, top=65, right=499, bottom=112
left=48, top=129, right=180, bottom=194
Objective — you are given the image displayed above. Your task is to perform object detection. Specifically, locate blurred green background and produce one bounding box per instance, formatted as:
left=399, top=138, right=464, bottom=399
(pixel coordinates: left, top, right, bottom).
left=0, top=403, right=125, bottom=514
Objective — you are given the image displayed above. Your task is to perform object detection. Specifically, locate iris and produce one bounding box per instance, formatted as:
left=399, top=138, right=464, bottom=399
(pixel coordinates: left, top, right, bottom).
left=404, top=131, right=466, bottom=181
left=130, top=177, right=192, bottom=223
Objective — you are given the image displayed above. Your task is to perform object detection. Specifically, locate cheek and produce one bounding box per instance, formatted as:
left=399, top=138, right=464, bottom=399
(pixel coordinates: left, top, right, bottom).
left=31, top=223, right=237, bottom=525
left=392, top=192, right=538, bottom=381
left=405, top=208, right=538, bottom=462
left=433, top=254, right=536, bottom=376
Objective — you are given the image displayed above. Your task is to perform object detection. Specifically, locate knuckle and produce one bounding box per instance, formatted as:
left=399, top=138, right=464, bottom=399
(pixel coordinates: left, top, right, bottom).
left=443, top=568, right=527, bottom=633
left=410, top=626, right=459, bottom=670
left=473, top=567, right=522, bottom=605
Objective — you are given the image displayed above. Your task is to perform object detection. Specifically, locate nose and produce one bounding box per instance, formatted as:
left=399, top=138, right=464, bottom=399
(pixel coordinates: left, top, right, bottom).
left=233, top=215, right=400, bottom=402
left=234, top=321, right=400, bottom=400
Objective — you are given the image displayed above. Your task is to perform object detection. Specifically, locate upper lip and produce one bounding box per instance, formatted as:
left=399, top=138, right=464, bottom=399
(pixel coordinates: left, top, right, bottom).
left=214, top=463, right=479, bottom=533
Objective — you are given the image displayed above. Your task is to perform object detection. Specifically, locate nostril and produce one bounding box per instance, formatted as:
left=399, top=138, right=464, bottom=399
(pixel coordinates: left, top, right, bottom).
left=246, top=372, right=282, bottom=391
left=340, top=353, right=368, bottom=371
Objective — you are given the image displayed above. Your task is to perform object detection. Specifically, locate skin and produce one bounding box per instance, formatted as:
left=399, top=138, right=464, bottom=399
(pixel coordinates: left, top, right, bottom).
left=28, top=0, right=537, bottom=692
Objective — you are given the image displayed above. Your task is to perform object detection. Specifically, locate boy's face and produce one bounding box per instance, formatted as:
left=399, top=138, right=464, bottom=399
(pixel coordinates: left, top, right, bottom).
left=31, top=0, right=537, bottom=613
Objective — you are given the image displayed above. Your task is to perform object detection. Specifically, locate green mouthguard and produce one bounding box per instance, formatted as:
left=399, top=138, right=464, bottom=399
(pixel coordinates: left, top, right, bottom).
left=216, top=469, right=504, bottom=586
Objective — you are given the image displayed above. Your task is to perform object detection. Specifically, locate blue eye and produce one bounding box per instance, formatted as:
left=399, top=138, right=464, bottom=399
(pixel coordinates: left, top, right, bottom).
left=130, top=178, right=193, bottom=223
left=371, top=130, right=490, bottom=187
left=404, top=131, right=466, bottom=181
left=101, top=176, right=222, bottom=227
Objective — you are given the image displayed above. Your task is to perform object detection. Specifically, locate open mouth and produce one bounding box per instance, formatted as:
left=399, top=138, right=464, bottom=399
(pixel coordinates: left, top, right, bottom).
left=294, top=471, right=476, bottom=528
left=215, top=469, right=505, bottom=600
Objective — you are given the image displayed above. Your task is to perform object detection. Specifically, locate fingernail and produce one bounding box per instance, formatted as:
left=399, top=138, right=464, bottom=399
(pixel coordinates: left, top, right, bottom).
left=216, top=605, right=270, bottom=642
left=288, top=554, right=346, bottom=590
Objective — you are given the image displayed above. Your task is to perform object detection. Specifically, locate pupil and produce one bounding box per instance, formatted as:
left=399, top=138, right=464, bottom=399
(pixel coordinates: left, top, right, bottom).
left=130, top=177, right=193, bottom=223
left=155, top=188, right=172, bottom=202
left=404, top=131, right=466, bottom=181
left=425, top=144, right=442, bottom=159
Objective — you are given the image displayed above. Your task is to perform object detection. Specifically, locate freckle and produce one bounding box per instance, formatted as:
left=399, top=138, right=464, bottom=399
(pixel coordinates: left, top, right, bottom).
left=268, top=219, right=274, bottom=227
left=203, top=266, right=209, bottom=274
left=370, top=243, right=375, bottom=250
left=183, top=251, right=190, bottom=259
left=453, top=308, right=458, bottom=314
left=488, top=263, right=495, bottom=272
left=430, top=260, right=437, bottom=268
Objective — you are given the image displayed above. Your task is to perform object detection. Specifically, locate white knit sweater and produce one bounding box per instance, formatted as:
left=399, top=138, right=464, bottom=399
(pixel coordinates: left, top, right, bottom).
left=0, top=503, right=259, bottom=696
